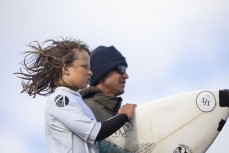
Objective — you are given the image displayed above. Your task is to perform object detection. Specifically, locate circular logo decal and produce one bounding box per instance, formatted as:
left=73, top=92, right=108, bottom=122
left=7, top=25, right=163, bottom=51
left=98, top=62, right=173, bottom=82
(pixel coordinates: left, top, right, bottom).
left=173, top=144, right=192, bottom=153
left=196, top=91, right=216, bottom=112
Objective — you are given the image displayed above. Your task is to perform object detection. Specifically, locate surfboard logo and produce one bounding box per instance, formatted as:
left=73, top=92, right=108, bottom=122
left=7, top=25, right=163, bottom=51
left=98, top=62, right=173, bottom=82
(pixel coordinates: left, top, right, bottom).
left=130, top=143, right=156, bottom=153
left=173, top=144, right=192, bottom=153
left=196, top=91, right=216, bottom=112
left=112, top=121, right=133, bottom=138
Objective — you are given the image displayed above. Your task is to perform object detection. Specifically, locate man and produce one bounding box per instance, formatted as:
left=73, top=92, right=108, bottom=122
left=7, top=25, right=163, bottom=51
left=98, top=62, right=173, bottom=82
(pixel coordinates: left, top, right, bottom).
left=80, top=46, right=130, bottom=152
left=80, top=45, right=129, bottom=122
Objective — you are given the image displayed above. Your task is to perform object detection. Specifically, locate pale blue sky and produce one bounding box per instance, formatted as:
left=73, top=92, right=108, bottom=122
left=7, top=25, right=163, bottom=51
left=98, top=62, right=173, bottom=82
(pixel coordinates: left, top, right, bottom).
left=1, top=0, right=229, bottom=153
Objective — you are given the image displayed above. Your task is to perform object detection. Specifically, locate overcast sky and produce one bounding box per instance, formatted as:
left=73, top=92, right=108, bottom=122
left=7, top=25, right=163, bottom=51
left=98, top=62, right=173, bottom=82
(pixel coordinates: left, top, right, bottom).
left=1, top=0, right=229, bottom=153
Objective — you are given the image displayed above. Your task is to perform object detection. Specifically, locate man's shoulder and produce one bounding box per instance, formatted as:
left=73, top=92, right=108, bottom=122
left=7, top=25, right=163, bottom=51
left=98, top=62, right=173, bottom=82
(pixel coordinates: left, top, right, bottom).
left=80, top=86, right=103, bottom=98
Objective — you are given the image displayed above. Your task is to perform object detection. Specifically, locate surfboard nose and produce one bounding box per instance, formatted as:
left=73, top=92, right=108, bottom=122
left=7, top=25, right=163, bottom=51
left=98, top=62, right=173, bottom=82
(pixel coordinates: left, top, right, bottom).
left=219, top=89, right=229, bottom=107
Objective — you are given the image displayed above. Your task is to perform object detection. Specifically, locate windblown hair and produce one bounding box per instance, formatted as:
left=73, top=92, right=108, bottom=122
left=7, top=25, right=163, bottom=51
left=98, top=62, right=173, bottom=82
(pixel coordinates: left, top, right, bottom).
left=14, top=37, right=90, bottom=97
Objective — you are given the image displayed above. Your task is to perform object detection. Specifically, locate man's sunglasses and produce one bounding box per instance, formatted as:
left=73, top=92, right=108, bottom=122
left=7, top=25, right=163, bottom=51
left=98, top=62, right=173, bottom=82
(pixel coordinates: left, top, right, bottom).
left=114, top=65, right=127, bottom=75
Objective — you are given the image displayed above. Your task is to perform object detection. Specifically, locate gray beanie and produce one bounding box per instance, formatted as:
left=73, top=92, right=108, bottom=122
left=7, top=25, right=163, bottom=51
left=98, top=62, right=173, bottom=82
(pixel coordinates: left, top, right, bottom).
left=90, top=46, right=128, bottom=86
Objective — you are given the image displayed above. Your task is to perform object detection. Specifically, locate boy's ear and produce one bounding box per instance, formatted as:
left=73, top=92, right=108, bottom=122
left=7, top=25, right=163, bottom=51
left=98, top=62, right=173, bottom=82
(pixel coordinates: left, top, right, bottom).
left=62, top=64, right=69, bottom=75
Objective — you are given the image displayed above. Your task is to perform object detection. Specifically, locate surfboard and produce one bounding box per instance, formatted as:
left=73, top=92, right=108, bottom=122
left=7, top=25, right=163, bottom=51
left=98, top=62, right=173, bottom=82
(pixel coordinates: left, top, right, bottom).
left=105, top=89, right=229, bottom=153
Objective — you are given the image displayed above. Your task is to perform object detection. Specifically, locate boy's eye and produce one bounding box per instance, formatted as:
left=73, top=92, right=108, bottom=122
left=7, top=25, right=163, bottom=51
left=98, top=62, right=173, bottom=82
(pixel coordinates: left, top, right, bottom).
left=81, top=65, right=88, bottom=68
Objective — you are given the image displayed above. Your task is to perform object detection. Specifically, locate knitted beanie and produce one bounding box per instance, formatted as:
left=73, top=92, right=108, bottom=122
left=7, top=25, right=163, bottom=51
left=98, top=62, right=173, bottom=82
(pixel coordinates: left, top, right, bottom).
left=90, top=46, right=128, bottom=86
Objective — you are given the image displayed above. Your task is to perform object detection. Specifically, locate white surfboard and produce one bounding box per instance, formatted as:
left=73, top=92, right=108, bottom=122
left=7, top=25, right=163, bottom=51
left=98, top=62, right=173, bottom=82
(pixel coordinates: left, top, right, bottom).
left=106, top=89, right=229, bottom=153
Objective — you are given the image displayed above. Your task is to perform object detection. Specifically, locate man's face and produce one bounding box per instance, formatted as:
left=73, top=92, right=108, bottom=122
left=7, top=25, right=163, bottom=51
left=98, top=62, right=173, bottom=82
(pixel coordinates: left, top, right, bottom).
left=100, top=66, right=128, bottom=96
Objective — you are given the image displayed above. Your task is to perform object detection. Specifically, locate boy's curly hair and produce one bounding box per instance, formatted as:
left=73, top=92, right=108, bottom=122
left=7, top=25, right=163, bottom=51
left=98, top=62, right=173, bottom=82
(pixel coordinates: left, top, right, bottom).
left=14, top=37, right=90, bottom=97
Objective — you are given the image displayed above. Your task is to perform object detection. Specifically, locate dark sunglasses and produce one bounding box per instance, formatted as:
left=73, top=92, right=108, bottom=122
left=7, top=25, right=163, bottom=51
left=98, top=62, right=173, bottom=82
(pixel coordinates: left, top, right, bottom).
left=114, top=65, right=127, bottom=75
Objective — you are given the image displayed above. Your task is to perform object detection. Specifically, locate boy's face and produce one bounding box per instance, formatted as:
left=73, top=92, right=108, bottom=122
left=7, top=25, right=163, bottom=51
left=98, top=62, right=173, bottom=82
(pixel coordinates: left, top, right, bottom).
left=62, top=50, right=92, bottom=90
